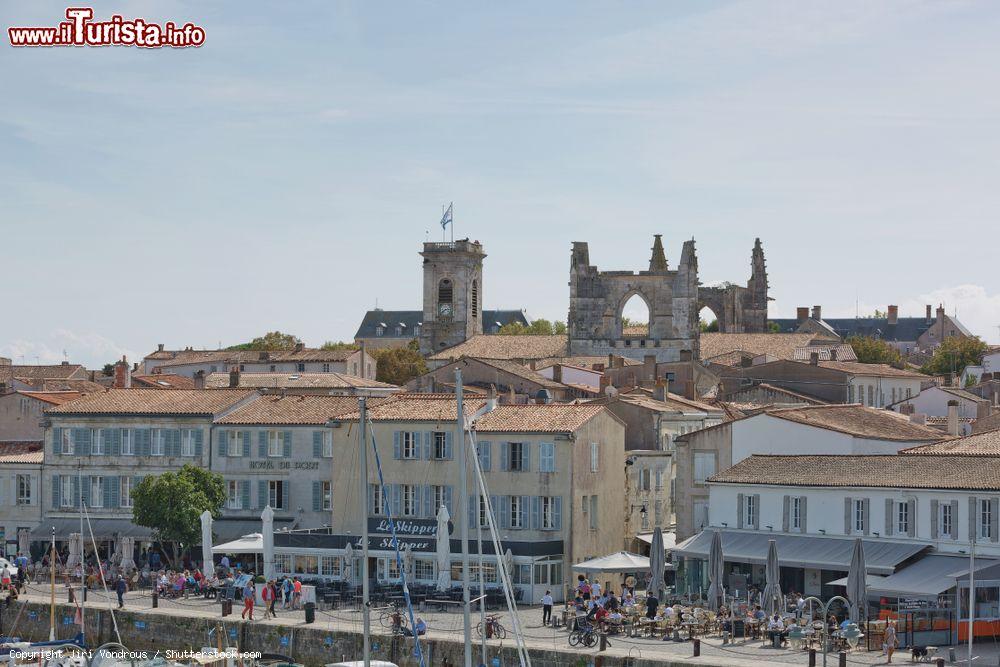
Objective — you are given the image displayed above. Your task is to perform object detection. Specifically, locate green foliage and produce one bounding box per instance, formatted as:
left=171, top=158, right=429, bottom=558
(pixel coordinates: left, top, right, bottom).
left=131, top=464, right=225, bottom=565
left=700, top=319, right=719, bottom=333
left=101, top=363, right=115, bottom=377
left=320, top=340, right=359, bottom=351
left=921, top=336, right=988, bottom=376
left=372, top=346, right=428, bottom=385
left=497, top=319, right=567, bottom=335
left=768, top=322, right=781, bottom=333
left=227, top=331, right=301, bottom=351
left=847, top=336, right=904, bottom=369
left=966, top=372, right=980, bottom=388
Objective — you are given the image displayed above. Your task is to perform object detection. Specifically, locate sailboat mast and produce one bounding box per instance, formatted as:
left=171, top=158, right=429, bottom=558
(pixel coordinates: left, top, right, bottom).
left=79, top=462, right=85, bottom=646
left=49, top=527, right=55, bottom=641
left=455, top=369, right=472, bottom=667
left=359, top=398, right=370, bottom=667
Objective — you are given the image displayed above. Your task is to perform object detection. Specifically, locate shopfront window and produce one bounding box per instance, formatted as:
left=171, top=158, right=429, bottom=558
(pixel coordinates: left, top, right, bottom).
left=293, top=555, right=319, bottom=575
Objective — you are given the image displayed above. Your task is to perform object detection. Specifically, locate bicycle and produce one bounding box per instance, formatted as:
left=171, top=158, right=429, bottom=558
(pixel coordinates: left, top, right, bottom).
left=376, top=604, right=402, bottom=629
left=475, top=614, right=508, bottom=640
left=568, top=619, right=603, bottom=648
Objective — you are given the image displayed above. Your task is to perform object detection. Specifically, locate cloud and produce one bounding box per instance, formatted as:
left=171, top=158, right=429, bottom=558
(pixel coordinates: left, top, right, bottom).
left=0, top=330, right=139, bottom=368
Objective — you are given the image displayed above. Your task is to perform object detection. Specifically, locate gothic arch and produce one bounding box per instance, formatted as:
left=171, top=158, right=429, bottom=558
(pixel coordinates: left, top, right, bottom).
left=617, top=289, right=653, bottom=338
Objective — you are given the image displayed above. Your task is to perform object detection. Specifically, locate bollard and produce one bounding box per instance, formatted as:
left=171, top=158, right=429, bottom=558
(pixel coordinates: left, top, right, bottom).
left=151, top=591, right=158, bottom=608
left=838, top=650, right=847, bottom=667
left=949, top=648, right=957, bottom=663
left=599, top=633, right=608, bottom=652
left=935, top=659, right=945, bottom=667
left=83, top=587, right=87, bottom=603
left=68, top=588, right=75, bottom=603
left=693, top=638, right=700, bottom=657
left=221, top=599, right=232, bottom=617
left=808, top=648, right=816, bottom=667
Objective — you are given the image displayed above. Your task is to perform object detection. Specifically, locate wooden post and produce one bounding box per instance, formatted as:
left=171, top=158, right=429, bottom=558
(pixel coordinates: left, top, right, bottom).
left=693, top=638, right=701, bottom=657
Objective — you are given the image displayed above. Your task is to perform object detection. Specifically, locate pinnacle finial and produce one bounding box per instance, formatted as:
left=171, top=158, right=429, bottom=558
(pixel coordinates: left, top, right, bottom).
left=649, top=234, right=668, bottom=272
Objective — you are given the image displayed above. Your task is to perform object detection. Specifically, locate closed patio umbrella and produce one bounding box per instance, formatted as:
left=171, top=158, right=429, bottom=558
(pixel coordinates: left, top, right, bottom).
left=762, top=539, right=782, bottom=616
left=649, top=527, right=665, bottom=599
left=436, top=504, right=451, bottom=592
left=846, top=537, right=867, bottom=623
left=706, top=531, right=725, bottom=611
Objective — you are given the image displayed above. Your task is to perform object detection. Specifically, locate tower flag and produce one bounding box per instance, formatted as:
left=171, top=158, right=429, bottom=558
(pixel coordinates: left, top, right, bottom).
left=440, top=202, right=453, bottom=230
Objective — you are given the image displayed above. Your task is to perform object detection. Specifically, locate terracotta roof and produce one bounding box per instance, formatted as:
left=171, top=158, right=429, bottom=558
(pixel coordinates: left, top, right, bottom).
left=342, top=394, right=489, bottom=423
left=814, top=360, right=926, bottom=379
left=11, top=363, right=87, bottom=380
left=709, top=453, right=1000, bottom=491
left=937, top=386, right=988, bottom=403
left=715, top=402, right=748, bottom=422
left=791, top=345, right=858, bottom=362
left=0, top=442, right=43, bottom=465
left=534, top=356, right=641, bottom=370
left=475, top=404, right=614, bottom=433
left=616, top=390, right=722, bottom=415
left=132, top=374, right=196, bottom=390
left=16, top=378, right=105, bottom=393
left=16, top=391, right=83, bottom=406
left=45, top=389, right=255, bottom=416
left=215, top=394, right=387, bottom=425
left=725, top=383, right=829, bottom=406
left=203, top=372, right=398, bottom=391
left=904, top=429, right=1000, bottom=456
left=700, top=333, right=834, bottom=362
left=766, top=404, right=946, bottom=442
left=427, top=335, right=569, bottom=362
left=622, top=325, right=649, bottom=336
left=456, top=358, right=565, bottom=390
left=151, top=347, right=359, bottom=369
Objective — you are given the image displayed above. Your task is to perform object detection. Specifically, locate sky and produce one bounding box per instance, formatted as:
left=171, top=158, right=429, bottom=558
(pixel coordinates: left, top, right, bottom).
left=2, top=0, right=999, bottom=368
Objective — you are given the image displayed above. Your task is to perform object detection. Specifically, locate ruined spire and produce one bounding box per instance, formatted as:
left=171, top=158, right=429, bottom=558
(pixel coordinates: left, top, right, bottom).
left=648, top=234, right=668, bottom=273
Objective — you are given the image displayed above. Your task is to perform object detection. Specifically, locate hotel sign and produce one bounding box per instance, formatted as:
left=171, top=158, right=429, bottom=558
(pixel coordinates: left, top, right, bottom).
left=248, top=460, right=321, bottom=470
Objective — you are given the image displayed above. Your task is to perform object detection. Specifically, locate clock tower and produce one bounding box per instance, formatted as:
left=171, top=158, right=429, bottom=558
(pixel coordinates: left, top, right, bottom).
left=418, top=239, right=485, bottom=355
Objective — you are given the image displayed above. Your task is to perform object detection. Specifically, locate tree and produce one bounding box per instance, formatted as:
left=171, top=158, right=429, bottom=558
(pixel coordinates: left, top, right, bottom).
left=498, top=319, right=568, bottom=335
left=321, top=340, right=359, bottom=351
left=700, top=319, right=719, bottom=333
left=131, top=464, right=225, bottom=567
left=101, top=363, right=115, bottom=377
left=372, top=344, right=428, bottom=385
left=921, top=336, right=988, bottom=376
left=847, top=336, right=904, bottom=369
left=767, top=322, right=781, bottom=333
left=227, top=331, right=301, bottom=351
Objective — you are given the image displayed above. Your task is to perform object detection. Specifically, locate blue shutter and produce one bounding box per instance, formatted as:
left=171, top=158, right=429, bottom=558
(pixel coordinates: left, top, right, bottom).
left=521, top=495, right=531, bottom=530
left=499, top=496, right=510, bottom=529
left=241, top=431, right=250, bottom=458
left=194, top=429, right=204, bottom=457
left=521, top=443, right=531, bottom=472
left=110, top=429, right=122, bottom=457
left=393, top=432, right=401, bottom=459
left=218, top=431, right=227, bottom=457
left=109, top=476, right=120, bottom=508
left=283, top=431, right=292, bottom=458
left=445, top=432, right=453, bottom=460
left=137, top=429, right=151, bottom=456
left=391, top=484, right=401, bottom=517
left=52, top=428, right=63, bottom=455
left=479, top=441, right=491, bottom=471
left=241, top=480, right=251, bottom=510
left=258, top=480, right=267, bottom=509
left=80, top=476, right=90, bottom=508
left=424, top=432, right=433, bottom=460
left=52, top=475, right=60, bottom=509
left=411, top=432, right=421, bottom=460
left=468, top=495, right=476, bottom=529
left=313, top=432, right=323, bottom=458
left=258, top=431, right=267, bottom=457
left=76, top=428, right=91, bottom=456
left=282, top=481, right=290, bottom=510
left=413, top=485, right=423, bottom=517
left=500, top=442, right=509, bottom=471
left=168, top=429, right=180, bottom=457
left=530, top=496, right=540, bottom=530
left=423, top=485, right=432, bottom=518
left=553, top=497, right=563, bottom=531
left=444, top=486, right=453, bottom=515
left=312, top=481, right=321, bottom=511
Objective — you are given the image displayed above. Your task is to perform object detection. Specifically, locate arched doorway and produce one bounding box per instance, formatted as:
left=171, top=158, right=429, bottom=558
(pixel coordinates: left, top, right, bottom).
left=620, top=292, right=651, bottom=337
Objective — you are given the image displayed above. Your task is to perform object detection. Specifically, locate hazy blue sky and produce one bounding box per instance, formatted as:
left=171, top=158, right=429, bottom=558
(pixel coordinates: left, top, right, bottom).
left=3, top=1, right=999, bottom=367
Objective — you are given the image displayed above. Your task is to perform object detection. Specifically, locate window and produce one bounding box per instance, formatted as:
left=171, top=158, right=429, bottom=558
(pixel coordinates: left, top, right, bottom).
left=394, top=326, right=403, bottom=337
left=61, top=476, right=73, bottom=507
left=16, top=474, right=31, bottom=505
left=906, top=388, right=913, bottom=399
left=744, top=495, right=757, bottom=529
left=120, top=477, right=133, bottom=508
left=539, top=443, right=555, bottom=473
left=848, top=385, right=854, bottom=403
left=375, top=326, right=384, bottom=337
left=508, top=442, right=524, bottom=471
left=415, top=560, right=434, bottom=581
left=401, top=432, right=417, bottom=459
left=269, top=364, right=276, bottom=372
left=297, top=363, right=305, bottom=372
left=322, top=363, right=330, bottom=373
left=275, top=554, right=292, bottom=574
left=227, top=481, right=242, bottom=510
left=867, top=385, right=874, bottom=407
left=321, top=481, right=332, bottom=511
left=320, top=556, right=341, bottom=578
left=227, top=431, right=242, bottom=457
left=541, top=496, right=556, bottom=529
left=322, top=433, right=333, bottom=458
left=510, top=496, right=524, bottom=529
left=294, top=555, right=319, bottom=575
left=981, top=499, right=993, bottom=541
left=590, top=442, right=599, bottom=472
left=790, top=497, right=802, bottom=530
left=589, top=495, right=598, bottom=529
left=433, top=485, right=447, bottom=513
left=582, top=495, right=589, bottom=514
left=655, top=468, right=664, bottom=490
left=471, top=280, right=478, bottom=317
left=693, top=452, right=716, bottom=484
left=268, top=480, right=286, bottom=509
left=91, top=429, right=105, bottom=455
left=438, top=279, right=453, bottom=318
left=940, top=502, right=953, bottom=538
left=267, top=431, right=284, bottom=457
left=151, top=429, right=165, bottom=456
left=891, top=387, right=897, bottom=404
left=61, top=430, right=74, bottom=456
left=433, top=432, right=447, bottom=459
left=121, top=429, right=133, bottom=456
left=371, top=484, right=384, bottom=516
left=638, top=468, right=651, bottom=491
left=478, top=495, right=490, bottom=528
left=401, top=484, right=417, bottom=516
left=90, top=477, right=104, bottom=508
left=853, top=499, right=866, bottom=534
left=897, top=501, right=910, bottom=535
left=181, top=429, right=197, bottom=457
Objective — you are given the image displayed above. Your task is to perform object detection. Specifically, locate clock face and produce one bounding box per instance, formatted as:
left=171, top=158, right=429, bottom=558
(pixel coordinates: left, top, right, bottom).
left=439, top=303, right=453, bottom=317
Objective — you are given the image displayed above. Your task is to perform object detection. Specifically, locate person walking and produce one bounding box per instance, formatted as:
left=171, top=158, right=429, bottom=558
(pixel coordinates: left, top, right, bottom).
left=884, top=619, right=898, bottom=663
left=241, top=579, right=256, bottom=621
left=261, top=580, right=276, bottom=619
left=292, top=577, right=302, bottom=610
left=115, top=576, right=128, bottom=609
left=282, top=577, right=293, bottom=609
left=540, top=590, right=553, bottom=626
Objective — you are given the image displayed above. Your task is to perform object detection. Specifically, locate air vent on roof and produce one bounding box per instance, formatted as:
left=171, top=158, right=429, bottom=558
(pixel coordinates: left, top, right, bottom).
left=288, top=375, right=300, bottom=380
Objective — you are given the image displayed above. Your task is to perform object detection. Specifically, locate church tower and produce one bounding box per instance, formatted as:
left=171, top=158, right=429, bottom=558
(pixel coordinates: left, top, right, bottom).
left=744, top=238, right=770, bottom=332
left=418, top=239, right=485, bottom=354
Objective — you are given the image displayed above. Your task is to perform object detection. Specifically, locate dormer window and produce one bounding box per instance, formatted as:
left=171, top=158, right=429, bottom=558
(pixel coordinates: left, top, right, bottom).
left=375, top=326, right=384, bottom=337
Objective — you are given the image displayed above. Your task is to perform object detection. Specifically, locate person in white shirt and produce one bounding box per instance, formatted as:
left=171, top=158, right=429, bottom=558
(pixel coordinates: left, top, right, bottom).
left=591, top=581, right=602, bottom=598
left=540, top=590, right=554, bottom=626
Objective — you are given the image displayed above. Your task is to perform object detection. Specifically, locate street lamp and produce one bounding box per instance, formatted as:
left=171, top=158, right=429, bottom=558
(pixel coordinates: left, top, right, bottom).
left=801, top=594, right=851, bottom=667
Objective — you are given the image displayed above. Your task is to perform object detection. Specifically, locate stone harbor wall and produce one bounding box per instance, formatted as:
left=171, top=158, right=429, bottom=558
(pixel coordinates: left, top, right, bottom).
left=8, top=601, right=714, bottom=667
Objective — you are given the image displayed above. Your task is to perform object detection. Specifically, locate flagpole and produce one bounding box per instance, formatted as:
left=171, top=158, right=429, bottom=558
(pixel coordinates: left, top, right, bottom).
left=451, top=202, right=454, bottom=243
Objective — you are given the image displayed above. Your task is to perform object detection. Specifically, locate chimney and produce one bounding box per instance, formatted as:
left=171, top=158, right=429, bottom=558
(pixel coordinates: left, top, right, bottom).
left=909, top=413, right=926, bottom=426
left=644, top=354, right=656, bottom=377
left=809, top=352, right=819, bottom=366
left=887, top=305, right=898, bottom=326
left=936, top=304, right=946, bottom=321
left=193, top=370, right=206, bottom=390
left=486, top=385, right=498, bottom=412
left=614, top=356, right=625, bottom=369
left=113, top=356, right=131, bottom=389
left=293, top=342, right=305, bottom=353
left=977, top=399, right=991, bottom=421
left=829, top=348, right=838, bottom=362
left=552, top=364, right=563, bottom=384
left=947, top=399, right=960, bottom=437
left=528, top=360, right=537, bottom=371
left=796, top=307, right=809, bottom=323
left=229, top=366, right=241, bottom=388
left=158, top=343, right=165, bottom=352
left=899, top=403, right=915, bottom=416
left=653, top=380, right=667, bottom=403
left=680, top=350, right=693, bottom=362
left=811, top=305, right=822, bottom=321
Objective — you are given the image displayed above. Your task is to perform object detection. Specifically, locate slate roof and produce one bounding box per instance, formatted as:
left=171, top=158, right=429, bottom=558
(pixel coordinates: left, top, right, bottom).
left=903, top=429, right=1000, bottom=456
left=0, top=442, right=43, bottom=465
left=215, top=394, right=385, bottom=425
left=204, top=372, right=398, bottom=391
left=428, top=335, right=570, bottom=362
left=150, top=348, right=359, bottom=369
left=766, top=404, right=945, bottom=442
left=45, top=389, right=255, bottom=416
left=11, top=364, right=87, bottom=380
left=708, top=454, right=1000, bottom=491
left=768, top=316, right=958, bottom=342
left=353, top=309, right=529, bottom=339
left=700, top=333, right=833, bottom=362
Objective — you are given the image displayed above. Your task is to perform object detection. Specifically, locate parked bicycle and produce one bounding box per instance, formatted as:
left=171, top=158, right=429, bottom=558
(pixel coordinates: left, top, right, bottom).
left=569, top=620, right=601, bottom=648
left=475, top=614, right=508, bottom=640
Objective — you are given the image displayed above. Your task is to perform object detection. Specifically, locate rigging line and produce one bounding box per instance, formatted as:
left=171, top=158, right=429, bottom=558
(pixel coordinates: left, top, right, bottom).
left=367, top=417, right=427, bottom=667
left=81, top=502, right=123, bottom=646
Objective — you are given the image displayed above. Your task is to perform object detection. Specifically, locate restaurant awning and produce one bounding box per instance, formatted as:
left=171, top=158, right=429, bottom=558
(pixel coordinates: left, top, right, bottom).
left=213, top=518, right=293, bottom=544
left=829, top=555, right=999, bottom=597
left=30, top=518, right=153, bottom=540
left=673, top=530, right=931, bottom=576
left=213, top=533, right=263, bottom=554
left=636, top=532, right=677, bottom=551
left=573, top=551, right=660, bottom=573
